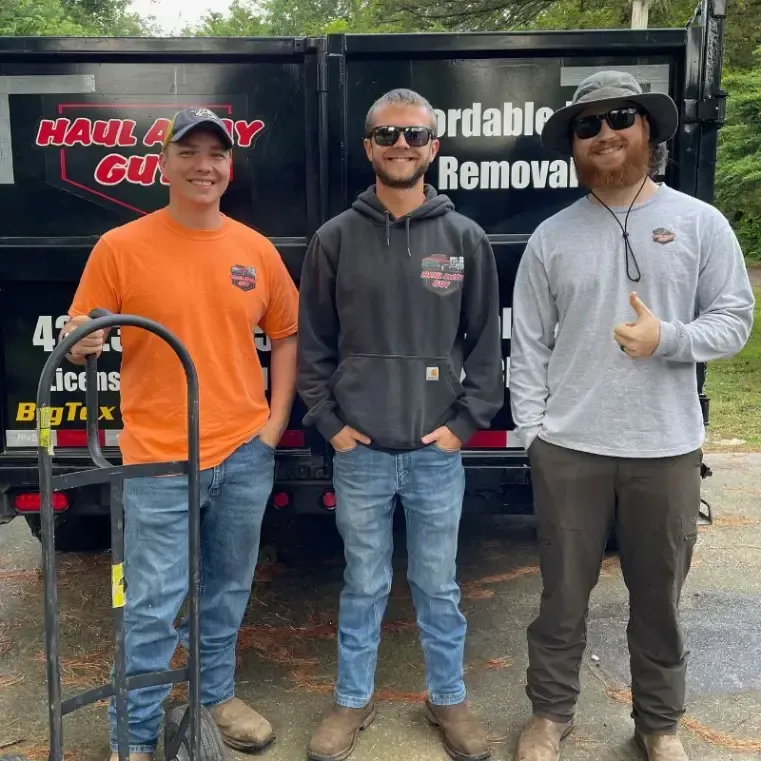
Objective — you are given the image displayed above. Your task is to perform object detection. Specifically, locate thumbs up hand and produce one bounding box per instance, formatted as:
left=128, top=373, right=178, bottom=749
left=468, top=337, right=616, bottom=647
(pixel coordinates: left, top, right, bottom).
left=613, top=292, right=661, bottom=358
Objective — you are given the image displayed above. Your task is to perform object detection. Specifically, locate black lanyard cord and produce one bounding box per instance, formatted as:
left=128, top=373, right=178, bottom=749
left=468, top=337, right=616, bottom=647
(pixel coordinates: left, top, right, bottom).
left=589, top=174, right=648, bottom=283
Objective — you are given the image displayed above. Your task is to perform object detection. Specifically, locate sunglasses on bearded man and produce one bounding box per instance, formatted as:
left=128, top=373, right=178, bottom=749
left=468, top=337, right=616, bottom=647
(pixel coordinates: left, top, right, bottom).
left=367, top=125, right=436, bottom=147
left=570, top=106, right=643, bottom=140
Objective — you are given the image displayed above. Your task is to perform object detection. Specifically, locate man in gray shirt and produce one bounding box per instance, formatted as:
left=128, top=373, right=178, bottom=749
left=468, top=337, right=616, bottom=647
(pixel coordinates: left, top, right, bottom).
left=510, top=71, right=755, bottom=761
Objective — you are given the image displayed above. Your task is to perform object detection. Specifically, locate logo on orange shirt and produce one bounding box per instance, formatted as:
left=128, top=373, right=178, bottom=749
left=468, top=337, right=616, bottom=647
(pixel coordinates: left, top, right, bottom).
left=231, top=264, right=257, bottom=291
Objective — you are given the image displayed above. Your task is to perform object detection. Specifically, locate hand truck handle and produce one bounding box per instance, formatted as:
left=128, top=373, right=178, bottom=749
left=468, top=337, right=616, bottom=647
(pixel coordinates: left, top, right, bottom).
left=86, top=308, right=115, bottom=469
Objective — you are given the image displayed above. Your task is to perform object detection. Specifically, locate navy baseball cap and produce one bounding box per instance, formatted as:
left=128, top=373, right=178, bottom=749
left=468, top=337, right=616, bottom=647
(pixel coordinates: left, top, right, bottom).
left=164, top=107, right=234, bottom=149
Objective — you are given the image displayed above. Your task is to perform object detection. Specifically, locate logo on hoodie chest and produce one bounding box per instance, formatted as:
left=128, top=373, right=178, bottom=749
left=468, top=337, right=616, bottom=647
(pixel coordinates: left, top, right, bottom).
left=420, top=254, right=465, bottom=295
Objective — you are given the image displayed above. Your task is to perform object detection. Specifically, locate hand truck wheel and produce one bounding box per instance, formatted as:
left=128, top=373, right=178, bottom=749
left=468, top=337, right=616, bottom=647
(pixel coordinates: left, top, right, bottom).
left=32, top=307, right=223, bottom=761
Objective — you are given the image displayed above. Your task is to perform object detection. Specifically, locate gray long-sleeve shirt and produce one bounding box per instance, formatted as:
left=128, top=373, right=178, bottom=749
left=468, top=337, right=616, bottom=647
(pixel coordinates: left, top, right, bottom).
left=509, top=183, right=755, bottom=458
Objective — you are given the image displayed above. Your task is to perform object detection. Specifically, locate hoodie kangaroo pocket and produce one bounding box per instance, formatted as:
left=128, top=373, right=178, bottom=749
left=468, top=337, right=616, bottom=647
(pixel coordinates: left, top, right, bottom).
left=331, top=354, right=462, bottom=450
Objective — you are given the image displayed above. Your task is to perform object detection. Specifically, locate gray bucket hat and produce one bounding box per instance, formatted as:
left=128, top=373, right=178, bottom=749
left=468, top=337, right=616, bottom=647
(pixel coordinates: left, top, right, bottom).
left=541, top=70, right=679, bottom=156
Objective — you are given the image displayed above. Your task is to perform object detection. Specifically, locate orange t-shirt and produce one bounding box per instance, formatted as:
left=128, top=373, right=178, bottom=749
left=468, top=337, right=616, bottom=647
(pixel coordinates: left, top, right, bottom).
left=68, top=208, right=299, bottom=470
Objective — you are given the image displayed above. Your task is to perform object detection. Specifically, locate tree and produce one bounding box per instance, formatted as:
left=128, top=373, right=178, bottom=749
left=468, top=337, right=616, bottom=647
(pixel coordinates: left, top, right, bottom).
left=184, top=0, right=420, bottom=37
left=0, top=0, right=93, bottom=35
left=185, top=0, right=268, bottom=36
left=715, top=56, right=761, bottom=260
left=264, top=0, right=416, bottom=35
left=0, top=0, right=155, bottom=35
left=382, top=0, right=556, bottom=32
left=526, top=0, right=696, bottom=30
left=723, top=0, right=761, bottom=70
left=61, top=0, right=153, bottom=34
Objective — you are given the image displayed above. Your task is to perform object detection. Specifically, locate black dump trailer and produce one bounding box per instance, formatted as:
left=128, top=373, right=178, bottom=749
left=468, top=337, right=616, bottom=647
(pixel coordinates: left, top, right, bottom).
left=0, top=0, right=726, bottom=550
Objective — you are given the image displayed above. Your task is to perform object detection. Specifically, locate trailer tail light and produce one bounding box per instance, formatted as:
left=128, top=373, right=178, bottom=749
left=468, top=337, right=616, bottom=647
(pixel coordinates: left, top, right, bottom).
left=278, top=430, right=306, bottom=448
left=15, top=491, right=69, bottom=513
left=272, top=491, right=291, bottom=510
left=55, top=429, right=97, bottom=448
left=320, top=490, right=337, bottom=511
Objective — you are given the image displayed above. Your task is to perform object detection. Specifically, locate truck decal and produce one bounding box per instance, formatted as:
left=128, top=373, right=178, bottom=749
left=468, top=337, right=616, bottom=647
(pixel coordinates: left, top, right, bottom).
left=32, top=103, right=266, bottom=214
left=432, top=100, right=580, bottom=191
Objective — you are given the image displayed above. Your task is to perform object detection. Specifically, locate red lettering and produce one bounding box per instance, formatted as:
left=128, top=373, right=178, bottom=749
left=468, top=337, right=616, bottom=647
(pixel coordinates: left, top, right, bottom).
left=125, top=154, right=160, bottom=186
left=143, top=118, right=171, bottom=147
left=63, top=117, right=93, bottom=147
left=234, top=120, right=265, bottom=148
left=94, top=153, right=127, bottom=185
left=117, top=120, right=138, bottom=147
left=92, top=119, right=124, bottom=148
left=94, top=153, right=165, bottom=186
left=35, top=118, right=70, bottom=147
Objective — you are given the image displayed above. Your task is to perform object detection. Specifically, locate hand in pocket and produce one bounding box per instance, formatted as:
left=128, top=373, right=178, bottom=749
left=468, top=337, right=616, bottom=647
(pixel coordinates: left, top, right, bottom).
left=331, top=425, right=371, bottom=453
left=422, top=426, right=462, bottom=452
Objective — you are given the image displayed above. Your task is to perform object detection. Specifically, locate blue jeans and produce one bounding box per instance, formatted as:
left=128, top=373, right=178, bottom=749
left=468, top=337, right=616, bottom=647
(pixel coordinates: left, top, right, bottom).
left=108, top=436, right=275, bottom=753
left=331, top=443, right=467, bottom=708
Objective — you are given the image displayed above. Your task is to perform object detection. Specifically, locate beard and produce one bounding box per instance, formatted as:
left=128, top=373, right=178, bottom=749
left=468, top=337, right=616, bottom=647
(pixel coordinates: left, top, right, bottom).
left=573, top=136, right=652, bottom=190
left=372, top=154, right=432, bottom=189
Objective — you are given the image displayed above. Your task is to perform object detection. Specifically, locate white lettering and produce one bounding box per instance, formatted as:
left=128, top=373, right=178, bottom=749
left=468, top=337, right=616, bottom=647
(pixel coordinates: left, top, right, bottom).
left=50, top=368, right=121, bottom=392
left=438, top=156, right=578, bottom=191
left=512, top=161, right=531, bottom=190
left=255, top=326, right=271, bottom=352
left=31, top=314, right=122, bottom=353
left=461, top=103, right=481, bottom=137
left=461, top=162, right=480, bottom=190
left=434, top=101, right=556, bottom=138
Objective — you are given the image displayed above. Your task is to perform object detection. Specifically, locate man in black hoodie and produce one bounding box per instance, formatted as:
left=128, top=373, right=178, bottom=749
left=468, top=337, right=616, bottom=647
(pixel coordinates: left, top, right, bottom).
left=297, top=88, right=503, bottom=761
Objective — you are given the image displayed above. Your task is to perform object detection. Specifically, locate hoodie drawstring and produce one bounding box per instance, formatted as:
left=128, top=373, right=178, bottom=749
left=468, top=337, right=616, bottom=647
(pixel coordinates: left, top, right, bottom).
left=383, top=212, right=412, bottom=257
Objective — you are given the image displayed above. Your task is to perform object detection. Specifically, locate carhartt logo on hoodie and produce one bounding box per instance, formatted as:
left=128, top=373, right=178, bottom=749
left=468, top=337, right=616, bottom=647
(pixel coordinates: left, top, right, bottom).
left=421, top=254, right=465, bottom=295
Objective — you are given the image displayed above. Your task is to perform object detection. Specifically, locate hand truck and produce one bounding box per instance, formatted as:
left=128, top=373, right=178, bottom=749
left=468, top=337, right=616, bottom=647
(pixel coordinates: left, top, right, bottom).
left=6, top=308, right=225, bottom=761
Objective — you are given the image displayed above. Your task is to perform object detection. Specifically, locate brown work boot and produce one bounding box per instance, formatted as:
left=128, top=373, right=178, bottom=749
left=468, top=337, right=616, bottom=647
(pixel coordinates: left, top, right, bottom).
left=635, top=729, right=688, bottom=760
left=425, top=700, right=491, bottom=761
left=108, top=753, right=152, bottom=761
left=515, top=715, right=573, bottom=760
left=307, top=702, right=376, bottom=761
left=209, top=696, right=275, bottom=752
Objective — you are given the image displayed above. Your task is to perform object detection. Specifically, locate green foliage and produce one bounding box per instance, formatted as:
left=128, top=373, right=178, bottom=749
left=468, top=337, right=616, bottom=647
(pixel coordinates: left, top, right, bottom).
left=381, top=0, right=555, bottom=32
left=185, top=0, right=424, bottom=37
left=723, top=0, right=761, bottom=71
left=184, top=0, right=268, bottom=36
left=0, top=0, right=155, bottom=35
left=61, top=0, right=153, bottom=34
left=525, top=0, right=696, bottom=30
left=715, top=60, right=761, bottom=261
left=0, top=0, right=91, bottom=34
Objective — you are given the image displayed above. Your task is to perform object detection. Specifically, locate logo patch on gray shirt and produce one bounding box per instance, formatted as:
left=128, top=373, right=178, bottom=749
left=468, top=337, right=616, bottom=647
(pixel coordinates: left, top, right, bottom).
left=652, top=227, right=676, bottom=244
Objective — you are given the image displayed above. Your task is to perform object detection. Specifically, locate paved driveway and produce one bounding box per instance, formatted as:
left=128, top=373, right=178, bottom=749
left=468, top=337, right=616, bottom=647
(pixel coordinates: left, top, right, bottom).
left=2, top=453, right=761, bottom=761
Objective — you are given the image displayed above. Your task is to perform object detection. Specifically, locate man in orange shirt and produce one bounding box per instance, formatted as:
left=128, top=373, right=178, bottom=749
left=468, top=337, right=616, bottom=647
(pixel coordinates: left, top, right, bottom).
left=62, top=107, right=299, bottom=761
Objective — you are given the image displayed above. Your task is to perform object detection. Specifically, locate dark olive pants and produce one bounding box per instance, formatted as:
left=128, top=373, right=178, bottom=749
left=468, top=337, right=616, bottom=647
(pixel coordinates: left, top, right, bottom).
left=526, top=438, right=702, bottom=733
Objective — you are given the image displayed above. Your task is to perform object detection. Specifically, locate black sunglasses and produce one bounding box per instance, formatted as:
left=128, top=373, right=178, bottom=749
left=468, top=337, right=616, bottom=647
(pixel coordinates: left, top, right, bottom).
left=368, top=125, right=435, bottom=147
left=571, top=107, right=641, bottom=140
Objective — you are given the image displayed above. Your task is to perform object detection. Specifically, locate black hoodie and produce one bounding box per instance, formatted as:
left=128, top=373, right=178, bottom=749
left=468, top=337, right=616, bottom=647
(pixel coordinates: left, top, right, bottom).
left=296, top=184, right=503, bottom=451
